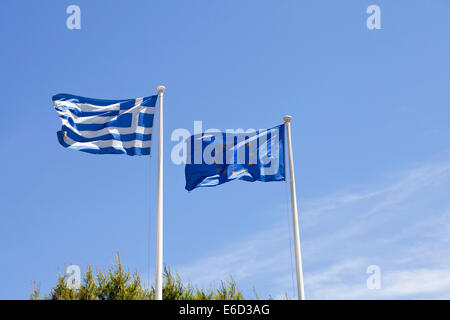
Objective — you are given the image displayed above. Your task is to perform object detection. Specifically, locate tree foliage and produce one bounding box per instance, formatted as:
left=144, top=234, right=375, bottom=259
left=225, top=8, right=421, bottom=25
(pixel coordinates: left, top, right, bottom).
left=31, top=253, right=245, bottom=300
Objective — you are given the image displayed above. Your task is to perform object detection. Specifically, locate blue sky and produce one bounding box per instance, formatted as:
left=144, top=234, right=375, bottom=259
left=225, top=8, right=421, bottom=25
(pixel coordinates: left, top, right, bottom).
left=1, top=0, right=450, bottom=299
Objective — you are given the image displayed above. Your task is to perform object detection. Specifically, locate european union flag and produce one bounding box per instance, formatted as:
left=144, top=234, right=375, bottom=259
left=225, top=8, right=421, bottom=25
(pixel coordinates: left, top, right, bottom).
left=185, top=124, right=285, bottom=191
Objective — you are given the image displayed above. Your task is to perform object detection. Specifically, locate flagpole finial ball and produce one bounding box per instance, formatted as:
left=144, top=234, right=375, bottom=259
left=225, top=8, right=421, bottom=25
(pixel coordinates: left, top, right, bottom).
left=157, top=86, right=166, bottom=94
left=283, top=115, right=292, bottom=122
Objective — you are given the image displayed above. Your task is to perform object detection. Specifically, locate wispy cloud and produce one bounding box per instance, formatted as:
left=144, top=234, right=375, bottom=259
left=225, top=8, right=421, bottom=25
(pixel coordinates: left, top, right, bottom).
left=177, top=225, right=294, bottom=298
left=176, top=155, right=450, bottom=299
left=307, top=263, right=450, bottom=300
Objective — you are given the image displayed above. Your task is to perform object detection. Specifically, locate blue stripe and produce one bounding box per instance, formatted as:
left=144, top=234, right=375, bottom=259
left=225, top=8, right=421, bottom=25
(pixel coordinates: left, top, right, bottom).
left=53, top=93, right=131, bottom=106
left=63, top=113, right=133, bottom=131
left=138, top=113, right=154, bottom=127
left=53, top=94, right=157, bottom=108
left=57, top=131, right=150, bottom=156
left=55, top=105, right=120, bottom=117
left=141, top=95, right=158, bottom=107
left=61, top=125, right=151, bottom=142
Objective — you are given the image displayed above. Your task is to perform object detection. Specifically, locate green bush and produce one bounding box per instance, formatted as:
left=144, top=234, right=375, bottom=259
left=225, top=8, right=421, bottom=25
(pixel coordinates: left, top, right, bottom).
left=31, top=253, right=245, bottom=300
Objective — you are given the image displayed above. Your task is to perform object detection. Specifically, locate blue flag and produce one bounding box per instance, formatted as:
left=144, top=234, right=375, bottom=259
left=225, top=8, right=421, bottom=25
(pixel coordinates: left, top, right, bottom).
left=53, top=93, right=157, bottom=156
left=185, top=124, right=285, bottom=191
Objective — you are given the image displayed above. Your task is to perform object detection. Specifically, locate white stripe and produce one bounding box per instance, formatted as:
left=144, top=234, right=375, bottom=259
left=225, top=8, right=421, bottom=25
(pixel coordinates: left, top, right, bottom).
left=64, top=135, right=152, bottom=149
left=54, top=99, right=155, bottom=113
left=135, top=97, right=143, bottom=106
left=56, top=109, right=121, bottom=124
left=56, top=101, right=155, bottom=123
left=135, top=97, right=156, bottom=113
left=56, top=104, right=154, bottom=125
left=141, top=107, right=156, bottom=114
left=54, top=100, right=121, bottom=112
left=61, top=118, right=153, bottom=138
left=135, top=126, right=152, bottom=135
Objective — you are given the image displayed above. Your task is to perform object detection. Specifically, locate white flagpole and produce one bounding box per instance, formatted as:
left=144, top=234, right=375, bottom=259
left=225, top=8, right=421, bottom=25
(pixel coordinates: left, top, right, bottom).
left=283, top=115, right=305, bottom=300
left=155, top=85, right=165, bottom=300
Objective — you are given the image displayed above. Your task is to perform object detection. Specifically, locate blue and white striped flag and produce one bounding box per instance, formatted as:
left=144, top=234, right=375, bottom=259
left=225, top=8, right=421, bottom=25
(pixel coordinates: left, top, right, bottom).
left=53, top=93, right=157, bottom=156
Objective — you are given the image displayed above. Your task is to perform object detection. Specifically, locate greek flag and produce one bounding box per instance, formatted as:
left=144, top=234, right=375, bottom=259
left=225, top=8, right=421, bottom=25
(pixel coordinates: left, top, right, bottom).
left=53, top=93, right=157, bottom=156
